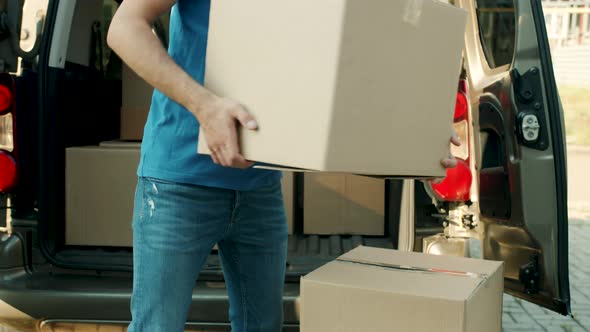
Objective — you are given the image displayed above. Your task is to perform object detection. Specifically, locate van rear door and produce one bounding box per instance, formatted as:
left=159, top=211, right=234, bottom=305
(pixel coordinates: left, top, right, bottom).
left=463, top=0, right=570, bottom=314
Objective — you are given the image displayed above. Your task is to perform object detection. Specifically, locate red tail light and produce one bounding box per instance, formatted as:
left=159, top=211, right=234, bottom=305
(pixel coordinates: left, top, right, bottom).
left=431, top=160, right=472, bottom=201
left=0, top=85, right=12, bottom=115
left=0, top=151, right=17, bottom=192
left=430, top=79, right=472, bottom=202
left=454, top=92, right=468, bottom=121
left=0, top=73, right=17, bottom=193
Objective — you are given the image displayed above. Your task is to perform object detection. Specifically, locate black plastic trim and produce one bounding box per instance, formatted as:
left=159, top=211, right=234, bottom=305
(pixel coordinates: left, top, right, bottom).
left=479, top=100, right=506, bottom=138
left=35, top=1, right=136, bottom=272
left=37, top=1, right=123, bottom=272
left=35, top=1, right=135, bottom=272
left=0, top=272, right=301, bottom=326
left=39, top=320, right=299, bottom=332
left=35, top=0, right=61, bottom=269
left=510, top=67, right=549, bottom=150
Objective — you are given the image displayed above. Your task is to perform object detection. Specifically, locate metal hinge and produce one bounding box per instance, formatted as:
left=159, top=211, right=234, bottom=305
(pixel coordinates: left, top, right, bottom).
left=519, top=255, right=541, bottom=295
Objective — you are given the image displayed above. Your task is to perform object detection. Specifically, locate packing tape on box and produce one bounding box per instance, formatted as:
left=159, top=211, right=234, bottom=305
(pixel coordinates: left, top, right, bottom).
left=335, top=258, right=488, bottom=280
left=403, top=0, right=424, bottom=26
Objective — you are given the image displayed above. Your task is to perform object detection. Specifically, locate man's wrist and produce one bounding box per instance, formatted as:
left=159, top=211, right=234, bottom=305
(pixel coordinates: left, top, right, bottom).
left=186, top=87, right=217, bottom=121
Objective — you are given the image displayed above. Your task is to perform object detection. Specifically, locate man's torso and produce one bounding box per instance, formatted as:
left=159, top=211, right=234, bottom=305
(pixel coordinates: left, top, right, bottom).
left=137, top=0, right=281, bottom=191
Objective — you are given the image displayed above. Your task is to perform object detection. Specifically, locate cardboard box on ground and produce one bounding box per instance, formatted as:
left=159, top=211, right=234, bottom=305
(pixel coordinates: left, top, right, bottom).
left=65, top=142, right=296, bottom=247
left=199, top=0, right=467, bottom=178
left=300, top=246, right=504, bottom=332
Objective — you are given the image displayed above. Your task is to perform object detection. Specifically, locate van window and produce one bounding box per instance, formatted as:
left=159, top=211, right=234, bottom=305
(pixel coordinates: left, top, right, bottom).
left=476, top=0, right=516, bottom=68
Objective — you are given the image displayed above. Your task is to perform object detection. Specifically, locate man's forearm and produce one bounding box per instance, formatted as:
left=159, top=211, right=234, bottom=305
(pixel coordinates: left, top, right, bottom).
left=107, top=10, right=214, bottom=120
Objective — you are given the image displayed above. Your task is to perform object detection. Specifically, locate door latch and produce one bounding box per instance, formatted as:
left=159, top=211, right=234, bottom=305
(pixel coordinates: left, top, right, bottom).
left=511, top=67, right=549, bottom=150
left=518, top=113, right=541, bottom=143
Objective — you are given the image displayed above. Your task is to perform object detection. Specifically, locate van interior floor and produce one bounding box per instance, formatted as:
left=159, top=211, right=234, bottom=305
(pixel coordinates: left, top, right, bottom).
left=48, top=235, right=394, bottom=280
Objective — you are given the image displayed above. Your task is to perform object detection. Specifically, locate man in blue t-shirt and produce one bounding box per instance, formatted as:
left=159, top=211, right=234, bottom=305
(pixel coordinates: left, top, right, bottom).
left=108, top=1, right=460, bottom=331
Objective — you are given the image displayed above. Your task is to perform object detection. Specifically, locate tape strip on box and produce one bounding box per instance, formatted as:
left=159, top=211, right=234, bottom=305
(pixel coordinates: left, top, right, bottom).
left=335, top=257, right=488, bottom=280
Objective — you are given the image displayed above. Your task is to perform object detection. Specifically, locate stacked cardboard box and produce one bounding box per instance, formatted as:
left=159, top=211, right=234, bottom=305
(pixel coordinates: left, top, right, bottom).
left=304, top=173, right=385, bottom=235
left=301, top=246, right=504, bottom=332
left=120, top=64, right=153, bottom=141
left=65, top=142, right=141, bottom=247
left=65, top=143, right=296, bottom=247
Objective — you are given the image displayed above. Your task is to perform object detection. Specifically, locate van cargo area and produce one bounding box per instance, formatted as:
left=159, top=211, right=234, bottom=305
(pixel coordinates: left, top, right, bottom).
left=21, top=0, right=445, bottom=281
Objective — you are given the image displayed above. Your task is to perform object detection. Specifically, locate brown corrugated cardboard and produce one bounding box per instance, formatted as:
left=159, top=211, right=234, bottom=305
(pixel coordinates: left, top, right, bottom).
left=66, top=143, right=294, bottom=246
left=301, top=246, right=504, bottom=332
left=120, top=107, right=149, bottom=141
left=282, top=172, right=295, bottom=235
left=121, top=64, right=153, bottom=140
left=199, top=0, right=467, bottom=178
left=66, top=144, right=140, bottom=247
left=122, top=64, right=154, bottom=109
left=304, top=174, right=384, bottom=235
left=98, top=140, right=143, bottom=149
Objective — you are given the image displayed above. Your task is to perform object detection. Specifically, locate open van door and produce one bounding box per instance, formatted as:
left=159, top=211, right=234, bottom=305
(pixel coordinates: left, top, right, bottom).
left=0, top=0, right=46, bottom=73
left=463, top=0, right=570, bottom=315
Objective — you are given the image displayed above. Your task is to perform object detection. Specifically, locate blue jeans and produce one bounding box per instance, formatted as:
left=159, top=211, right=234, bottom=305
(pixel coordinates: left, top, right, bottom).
left=128, top=177, right=288, bottom=332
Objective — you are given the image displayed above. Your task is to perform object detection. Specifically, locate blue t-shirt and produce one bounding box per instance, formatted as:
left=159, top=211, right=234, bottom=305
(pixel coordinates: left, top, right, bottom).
left=137, top=0, right=281, bottom=191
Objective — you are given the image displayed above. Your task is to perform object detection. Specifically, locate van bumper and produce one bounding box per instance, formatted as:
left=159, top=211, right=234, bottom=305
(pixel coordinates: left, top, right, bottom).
left=0, top=271, right=301, bottom=331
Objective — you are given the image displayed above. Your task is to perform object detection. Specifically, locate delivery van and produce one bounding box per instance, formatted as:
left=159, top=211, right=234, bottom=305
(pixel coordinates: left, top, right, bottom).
left=0, top=0, right=570, bottom=330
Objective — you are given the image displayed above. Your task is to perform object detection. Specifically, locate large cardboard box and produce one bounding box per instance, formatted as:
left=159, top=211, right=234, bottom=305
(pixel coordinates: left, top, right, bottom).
left=199, top=0, right=467, bottom=177
left=66, top=144, right=141, bottom=247
left=301, top=246, right=504, bottom=332
left=304, top=174, right=384, bottom=235
left=66, top=143, right=295, bottom=246
left=121, top=64, right=153, bottom=140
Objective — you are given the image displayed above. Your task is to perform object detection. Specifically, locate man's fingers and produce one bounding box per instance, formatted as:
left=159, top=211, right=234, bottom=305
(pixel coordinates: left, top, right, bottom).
left=231, top=106, right=258, bottom=131
left=211, top=150, right=221, bottom=165
left=241, top=160, right=255, bottom=169
left=220, top=137, right=252, bottom=168
left=203, top=99, right=255, bottom=168
left=213, top=147, right=230, bottom=167
left=207, top=143, right=222, bottom=165
left=231, top=158, right=255, bottom=169
left=222, top=150, right=251, bottom=169
left=451, top=132, right=461, bottom=147
left=441, top=157, right=458, bottom=169
left=222, top=123, right=252, bottom=168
